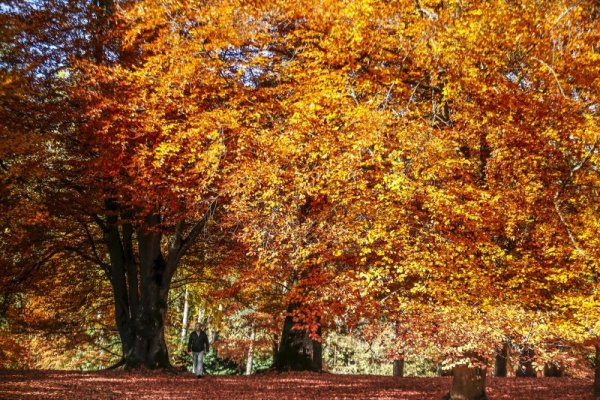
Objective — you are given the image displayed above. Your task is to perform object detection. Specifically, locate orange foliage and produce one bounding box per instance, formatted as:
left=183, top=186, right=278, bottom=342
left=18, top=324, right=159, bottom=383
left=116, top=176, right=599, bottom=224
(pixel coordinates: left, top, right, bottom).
left=1, top=0, right=598, bottom=375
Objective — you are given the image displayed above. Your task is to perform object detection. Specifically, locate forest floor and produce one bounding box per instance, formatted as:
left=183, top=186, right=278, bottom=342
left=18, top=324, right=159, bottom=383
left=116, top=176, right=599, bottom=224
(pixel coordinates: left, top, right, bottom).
left=0, top=369, right=595, bottom=399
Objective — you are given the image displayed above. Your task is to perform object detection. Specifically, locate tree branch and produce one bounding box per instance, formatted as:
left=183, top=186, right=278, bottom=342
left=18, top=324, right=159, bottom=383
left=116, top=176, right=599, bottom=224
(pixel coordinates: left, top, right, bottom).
left=178, top=199, right=219, bottom=261
left=164, top=199, right=218, bottom=285
left=532, top=57, right=566, bottom=98
left=78, top=218, right=108, bottom=274
left=64, top=245, right=111, bottom=277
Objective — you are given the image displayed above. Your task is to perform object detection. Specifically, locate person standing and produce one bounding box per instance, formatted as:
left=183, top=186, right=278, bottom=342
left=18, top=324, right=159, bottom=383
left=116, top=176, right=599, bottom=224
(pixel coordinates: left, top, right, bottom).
left=188, top=322, right=210, bottom=378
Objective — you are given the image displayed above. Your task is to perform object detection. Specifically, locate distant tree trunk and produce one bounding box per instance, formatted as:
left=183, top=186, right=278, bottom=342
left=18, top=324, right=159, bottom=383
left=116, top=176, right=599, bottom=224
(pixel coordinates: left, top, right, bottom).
left=594, top=345, right=600, bottom=396
left=438, top=363, right=453, bottom=376
left=393, top=358, right=405, bottom=377
left=495, top=341, right=509, bottom=377
left=211, top=329, right=219, bottom=344
left=274, top=304, right=322, bottom=371
left=506, top=345, right=515, bottom=377
left=516, top=346, right=536, bottom=377
left=210, top=329, right=219, bottom=357
left=332, top=343, right=337, bottom=368
left=444, top=364, right=488, bottom=400
left=391, top=320, right=405, bottom=377
left=312, top=323, right=323, bottom=371
left=180, top=287, right=189, bottom=342
left=543, top=361, right=564, bottom=377
left=246, top=322, right=256, bottom=375
left=197, top=305, right=203, bottom=323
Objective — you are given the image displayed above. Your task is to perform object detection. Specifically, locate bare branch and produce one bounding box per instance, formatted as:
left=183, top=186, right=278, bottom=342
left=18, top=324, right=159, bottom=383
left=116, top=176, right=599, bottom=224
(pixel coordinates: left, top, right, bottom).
left=553, top=195, right=587, bottom=258
left=532, top=57, right=566, bottom=98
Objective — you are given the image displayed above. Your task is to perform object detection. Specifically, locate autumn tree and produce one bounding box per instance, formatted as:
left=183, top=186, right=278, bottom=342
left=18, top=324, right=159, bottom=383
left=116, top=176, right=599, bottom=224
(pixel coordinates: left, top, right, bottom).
left=333, top=0, right=599, bottom=398
left=227, top=0, right=598, bottom=397
left=3, top=0, right=237, bottom=368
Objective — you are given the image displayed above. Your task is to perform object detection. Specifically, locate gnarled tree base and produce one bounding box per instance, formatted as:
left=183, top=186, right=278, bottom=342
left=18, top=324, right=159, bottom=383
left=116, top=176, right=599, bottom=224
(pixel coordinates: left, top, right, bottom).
left=443, top=364, right=488, bottom=400
left=273, top=304, right=322, bottom=372
left=393, top=358, right=405, bottom=377
left=495, top=341, right=509, bottom=377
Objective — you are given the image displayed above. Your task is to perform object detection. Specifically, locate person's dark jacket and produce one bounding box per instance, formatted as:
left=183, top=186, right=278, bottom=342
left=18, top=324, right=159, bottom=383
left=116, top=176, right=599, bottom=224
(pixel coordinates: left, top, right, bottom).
left=188, top=330, right=209, bottom=353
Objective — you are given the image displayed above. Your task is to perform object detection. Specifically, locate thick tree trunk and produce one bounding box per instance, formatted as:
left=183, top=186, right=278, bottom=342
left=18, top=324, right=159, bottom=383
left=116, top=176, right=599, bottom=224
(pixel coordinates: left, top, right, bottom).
left=107, top=247, right=170, bottom=369
left=127, top=291, right=170, bottom=369
left=516, top=346, right=536, bottom=377
left=594, top=345, right=600, bottom=396
left=101, top=201, right=216, bottom=369
left=393, top=358, right=405, bottom=377
left=125, top=215, right=170, bottom=369
left=444, top=364, right=488, bottom=400
left=274, top=304, right=322, bottom=372
left=495, top=342, right=509, bottom=377
left=105, top=201, right=135, bottom=360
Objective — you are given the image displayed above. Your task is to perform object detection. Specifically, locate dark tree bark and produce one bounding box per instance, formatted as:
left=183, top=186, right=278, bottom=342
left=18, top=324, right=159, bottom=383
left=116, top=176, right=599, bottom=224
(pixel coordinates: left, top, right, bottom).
left=495, top=341, right=509, bottom=377
left=100, top=201, right=217, bottom=369
left=478, top=132, right=491, bottom=183
left=274, top=304, right=322, bottom=372
left=543, top=361, right=564, bottom=377
left=391, top=320, right=404, bottom=377
left=393, top=358, right=405, bottom=377
left=105, top=201, right=135, bottom=359
left=127, top=214, right=169, bottom=369
left=516, top=346, right=536, bottom=377
left=312, top=323, right=323, bottom=371
left=443, top=364, right=488, bottom=400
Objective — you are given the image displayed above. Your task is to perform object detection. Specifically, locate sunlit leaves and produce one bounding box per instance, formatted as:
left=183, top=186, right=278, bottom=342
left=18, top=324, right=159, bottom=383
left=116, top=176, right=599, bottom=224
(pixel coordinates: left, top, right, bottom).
left=2, top=0, right=599, bottom=371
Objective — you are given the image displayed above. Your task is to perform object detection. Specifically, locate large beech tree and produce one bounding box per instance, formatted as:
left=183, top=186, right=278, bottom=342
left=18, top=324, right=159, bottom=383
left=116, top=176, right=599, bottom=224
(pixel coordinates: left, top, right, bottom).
left=66, top=0, right=285, bottom=368
left=225, top=0, right=599, bottom=397
left=3, top=0, right=271, bottom=368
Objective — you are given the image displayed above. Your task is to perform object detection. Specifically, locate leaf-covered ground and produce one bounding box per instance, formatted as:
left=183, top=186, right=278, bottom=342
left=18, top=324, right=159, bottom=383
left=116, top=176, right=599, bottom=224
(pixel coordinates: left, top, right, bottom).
left=0, top=370, right=594, bottom=399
